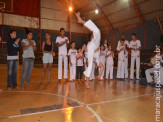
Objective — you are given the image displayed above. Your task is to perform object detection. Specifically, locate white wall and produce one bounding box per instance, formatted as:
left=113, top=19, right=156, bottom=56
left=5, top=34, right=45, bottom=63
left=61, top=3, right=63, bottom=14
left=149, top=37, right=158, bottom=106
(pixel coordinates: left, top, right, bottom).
left=0, top=0, right=86, bottom=33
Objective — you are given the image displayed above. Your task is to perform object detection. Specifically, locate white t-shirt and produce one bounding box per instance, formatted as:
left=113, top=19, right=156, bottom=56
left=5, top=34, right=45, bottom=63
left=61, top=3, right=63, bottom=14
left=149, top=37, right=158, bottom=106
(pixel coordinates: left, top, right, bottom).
left=106, top=50, right=114, bottom=65
left=56, top=36, right=69, bottom=55
left=22, top=39, right=36, bottom=58
left=100, top=50, right=106, bottom=62
left=117, top=40, right=129, bottom=57
left=130, top=40, right=141, bottom=57
left=77, top=54, right=83, bottom=66
left=68, top=49, right=77, bottom=64
left=117, top=45, right=125, bottom=60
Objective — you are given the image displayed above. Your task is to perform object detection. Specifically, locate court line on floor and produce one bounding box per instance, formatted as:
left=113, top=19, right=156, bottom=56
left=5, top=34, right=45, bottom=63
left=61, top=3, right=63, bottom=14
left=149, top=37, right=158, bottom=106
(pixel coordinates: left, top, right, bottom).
left=87, top=93, right=153, bottom=106
left=0, top=106, right=83, bottom=120
left=100, top=115, right=117, bottom=122
left=2, top=91, right=103, bottom=122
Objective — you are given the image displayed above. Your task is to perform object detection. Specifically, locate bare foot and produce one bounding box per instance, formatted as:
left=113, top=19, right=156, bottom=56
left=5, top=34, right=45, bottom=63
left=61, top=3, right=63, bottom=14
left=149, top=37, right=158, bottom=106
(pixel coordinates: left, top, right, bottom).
left=85, top=83, right=90, bottom=89
left=75, top=12, right=85, bottom=24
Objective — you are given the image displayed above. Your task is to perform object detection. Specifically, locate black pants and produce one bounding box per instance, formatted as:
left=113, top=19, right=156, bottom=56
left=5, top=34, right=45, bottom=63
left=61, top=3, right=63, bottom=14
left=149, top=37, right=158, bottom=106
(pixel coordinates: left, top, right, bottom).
left=76, top=66, right=83, bottom=80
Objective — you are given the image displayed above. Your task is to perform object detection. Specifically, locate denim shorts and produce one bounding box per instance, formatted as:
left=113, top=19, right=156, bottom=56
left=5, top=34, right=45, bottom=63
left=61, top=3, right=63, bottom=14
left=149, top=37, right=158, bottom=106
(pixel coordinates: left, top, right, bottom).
left=42, top=53, right=53, bottom=64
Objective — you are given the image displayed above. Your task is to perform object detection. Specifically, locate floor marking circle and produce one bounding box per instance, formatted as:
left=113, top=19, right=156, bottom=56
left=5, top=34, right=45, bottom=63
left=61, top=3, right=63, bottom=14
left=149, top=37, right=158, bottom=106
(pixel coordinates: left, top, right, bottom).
left=2, top=91, right=103, bottom=122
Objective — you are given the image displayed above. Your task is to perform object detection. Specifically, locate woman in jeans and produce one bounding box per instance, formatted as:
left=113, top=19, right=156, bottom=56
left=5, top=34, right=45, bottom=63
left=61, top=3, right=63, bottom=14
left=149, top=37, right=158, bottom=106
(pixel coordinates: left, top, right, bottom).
left=7, top=30, right=20, bottom=90
left=40, top=33, right=55, bottom=85
left=21, top=30, right=36, bottom=89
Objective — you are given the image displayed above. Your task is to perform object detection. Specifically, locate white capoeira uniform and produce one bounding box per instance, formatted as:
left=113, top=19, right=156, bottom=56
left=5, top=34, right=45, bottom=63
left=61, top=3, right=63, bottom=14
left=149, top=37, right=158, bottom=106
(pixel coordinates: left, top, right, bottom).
left=129, top=40, right=141, bottom=79
left=90, top=50, right=100, bottom=80
left=56, top=36, right=69, bottom=79
left=117, top=40, right=129, bottom=78
left=90, top=57, right=96, bottom=80
left=105, top=51, right=114, bottom=79
left=83, top=20, right=101, bottom=78
left=99, top=50, right=106, bottom=80
left=68, top=49, right=77, bottom=81
left=145, top=55, right=163, bottom=85
left=84, top=52, right=88, bottom=80
left=117, top=45, right=125, bottom=78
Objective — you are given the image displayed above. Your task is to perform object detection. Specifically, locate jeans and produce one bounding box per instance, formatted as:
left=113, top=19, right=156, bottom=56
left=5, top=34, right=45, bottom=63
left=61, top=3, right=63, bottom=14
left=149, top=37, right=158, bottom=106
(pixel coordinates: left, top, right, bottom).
left=7, top=60, right=18, bottom=88
left=76, top=66, right=83, bottom=80
left=21, top=58, right=34, bottom=86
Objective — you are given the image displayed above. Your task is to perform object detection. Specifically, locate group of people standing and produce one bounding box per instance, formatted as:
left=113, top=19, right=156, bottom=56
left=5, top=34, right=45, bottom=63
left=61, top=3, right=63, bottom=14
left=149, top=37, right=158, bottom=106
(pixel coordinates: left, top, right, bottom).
left=3, top=12, right=162, bottom=90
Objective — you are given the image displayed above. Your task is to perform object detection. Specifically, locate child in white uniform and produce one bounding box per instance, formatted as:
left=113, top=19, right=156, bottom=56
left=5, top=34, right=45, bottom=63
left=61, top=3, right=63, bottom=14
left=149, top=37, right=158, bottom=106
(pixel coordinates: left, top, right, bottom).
left=56, top=28, right=69, bottom=81
left=68, top=42, right=77, bottom=81
left=117, top=34, right=129, bottom=78
left=106, top=45, right=114, bottom=79
left=129, top=33, right=141, bottom=80
left=117, top=39, right=125, bottom=79
left=99, top=45, right=106, bottom=80
left=75, top=12, right=104, bottom=88
left=76, top=48, right=84, bottom=81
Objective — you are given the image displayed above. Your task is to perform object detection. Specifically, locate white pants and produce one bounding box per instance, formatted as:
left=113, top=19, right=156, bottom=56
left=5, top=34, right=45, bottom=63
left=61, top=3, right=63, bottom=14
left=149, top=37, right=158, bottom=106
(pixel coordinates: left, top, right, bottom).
left=90, top=63, right=95, bottom=80
left=58, top=55, right=68, bottom=79
left=99, top=60, right=105, bottom=80
left=146, top=67, right=163, bottom=85
left=117, top=59, right=125, bottom=78
left=69, top=63, right=76, bottom=81
left=145, top=67, right=154, bottom=83
left=130, top=56, right=140, bottom=79
left=106, top=63, right=113, bottom=79
left=124, top=58, right=128, bottom=78
left=83, top=20, right=100, bottom=78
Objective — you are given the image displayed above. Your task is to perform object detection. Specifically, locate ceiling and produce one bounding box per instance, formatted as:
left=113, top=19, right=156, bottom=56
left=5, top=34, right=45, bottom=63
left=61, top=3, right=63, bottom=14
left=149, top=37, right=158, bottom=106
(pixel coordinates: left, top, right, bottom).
left=58, top=0, right=163, bottom=32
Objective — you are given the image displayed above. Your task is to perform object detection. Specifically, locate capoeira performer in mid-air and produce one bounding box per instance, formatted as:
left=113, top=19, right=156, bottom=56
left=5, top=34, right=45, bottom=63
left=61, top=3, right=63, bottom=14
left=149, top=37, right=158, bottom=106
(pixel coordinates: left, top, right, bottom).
left=75, top=12, right=104, bottom=88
